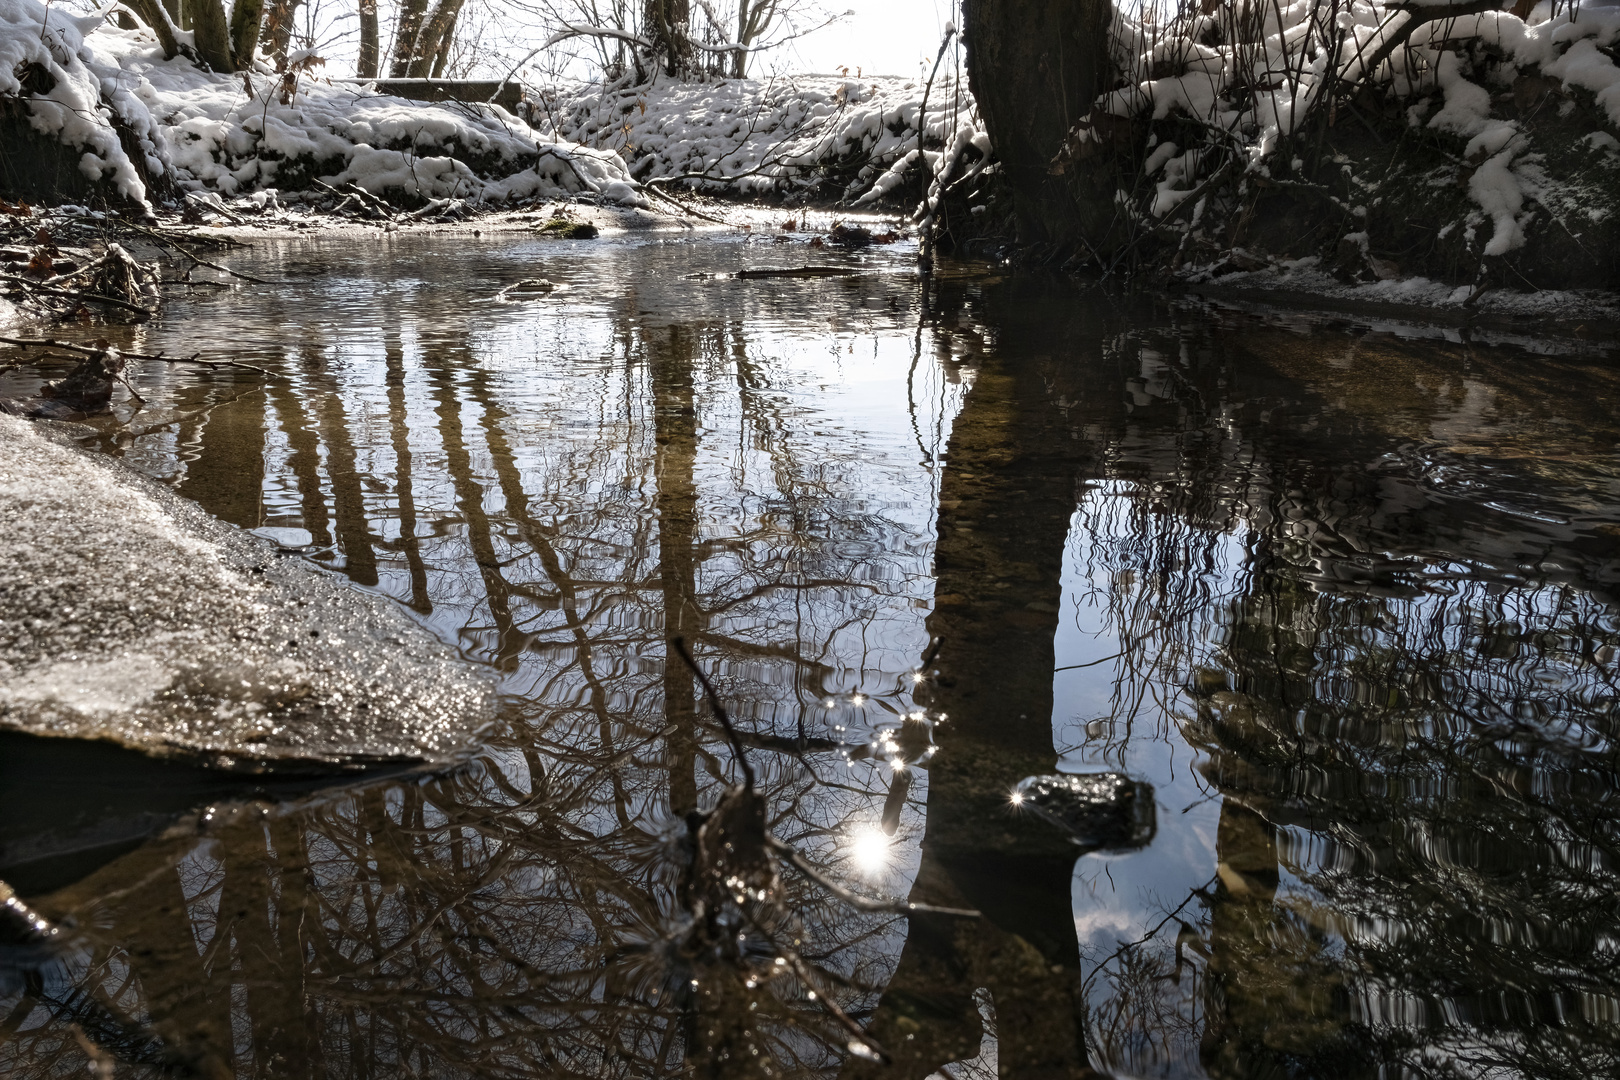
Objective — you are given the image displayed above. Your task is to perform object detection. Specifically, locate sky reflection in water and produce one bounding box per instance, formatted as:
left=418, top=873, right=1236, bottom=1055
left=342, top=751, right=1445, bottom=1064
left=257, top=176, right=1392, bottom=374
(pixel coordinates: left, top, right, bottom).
left=1, top=231, right=1618, bottom=1079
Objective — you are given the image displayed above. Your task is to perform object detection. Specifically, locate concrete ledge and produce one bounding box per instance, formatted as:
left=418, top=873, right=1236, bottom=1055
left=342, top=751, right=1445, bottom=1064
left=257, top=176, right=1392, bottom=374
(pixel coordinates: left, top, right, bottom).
left=337, top=79, right=524, bottom=113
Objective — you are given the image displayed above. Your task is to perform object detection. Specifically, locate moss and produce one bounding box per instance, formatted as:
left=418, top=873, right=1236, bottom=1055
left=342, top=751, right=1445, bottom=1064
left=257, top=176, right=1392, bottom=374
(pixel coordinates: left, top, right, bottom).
left=534, top=217, right=599, bottom=239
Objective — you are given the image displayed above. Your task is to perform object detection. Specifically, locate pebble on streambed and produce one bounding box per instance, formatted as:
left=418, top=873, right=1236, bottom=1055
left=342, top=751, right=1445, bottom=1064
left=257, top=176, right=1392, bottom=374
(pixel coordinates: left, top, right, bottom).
left=0, top=414, right=498, bottom=771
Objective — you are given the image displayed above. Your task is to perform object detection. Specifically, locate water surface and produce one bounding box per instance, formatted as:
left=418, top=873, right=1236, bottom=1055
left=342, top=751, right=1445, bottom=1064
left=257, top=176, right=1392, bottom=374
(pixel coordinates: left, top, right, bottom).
left=2, top=230, right=1618, bottom=1079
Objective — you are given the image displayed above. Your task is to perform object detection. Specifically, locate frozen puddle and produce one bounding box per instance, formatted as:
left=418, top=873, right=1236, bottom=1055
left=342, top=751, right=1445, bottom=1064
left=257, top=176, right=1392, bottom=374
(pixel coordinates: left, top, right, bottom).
left=0, top=414, right=497, bottom=770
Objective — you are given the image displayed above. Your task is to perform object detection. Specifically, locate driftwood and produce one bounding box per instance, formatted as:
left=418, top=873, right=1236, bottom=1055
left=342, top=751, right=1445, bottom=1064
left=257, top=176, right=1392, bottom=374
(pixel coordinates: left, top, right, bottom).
left=118, top=220, right=270, bottom=284
left=734, top=265, right=862, bottom=279
left=0, top=272, right=153, bottom=320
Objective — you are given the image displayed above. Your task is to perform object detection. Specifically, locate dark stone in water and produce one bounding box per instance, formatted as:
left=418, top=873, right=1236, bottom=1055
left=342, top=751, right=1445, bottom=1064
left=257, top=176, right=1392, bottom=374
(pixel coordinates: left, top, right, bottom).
left=1013, top=772, right=1156, bottom=851
left=535, top=218, right=599, bottom=239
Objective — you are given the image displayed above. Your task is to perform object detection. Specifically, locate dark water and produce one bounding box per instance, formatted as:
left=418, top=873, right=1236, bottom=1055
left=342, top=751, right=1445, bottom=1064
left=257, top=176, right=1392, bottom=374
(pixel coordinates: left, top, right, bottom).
left=2, top=230, right=1619, bottom=1079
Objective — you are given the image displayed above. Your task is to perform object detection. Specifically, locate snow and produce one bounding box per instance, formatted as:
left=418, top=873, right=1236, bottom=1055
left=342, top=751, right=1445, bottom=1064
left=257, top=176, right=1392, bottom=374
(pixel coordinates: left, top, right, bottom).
left=0, top=0, right=640, bottom=209
left=0, top=413, right=497, bottom=768
left=535, top=73, right=981, bottom=201
left=2, top=0, right=978, bottom=214
left=1095, top=0, right=1620, bottom=256
left=0, top=0, right=151, bottom=201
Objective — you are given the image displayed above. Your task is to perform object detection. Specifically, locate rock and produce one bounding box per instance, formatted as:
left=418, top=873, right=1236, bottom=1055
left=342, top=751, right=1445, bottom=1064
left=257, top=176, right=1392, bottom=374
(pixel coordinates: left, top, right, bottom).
left=828, top=223, right=874, bottom=248
left=1012, top=772, right=1156, bottom=850
left=535, top=218, right=599, bottom=239
left=0, top=415, right=498, bottom=771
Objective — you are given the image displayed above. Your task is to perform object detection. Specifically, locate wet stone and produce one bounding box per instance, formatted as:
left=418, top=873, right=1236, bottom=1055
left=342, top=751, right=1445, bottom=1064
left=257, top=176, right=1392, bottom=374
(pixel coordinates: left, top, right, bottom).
left=1014, top=772, right=1156, bottom=851
left=0, top=414, right=498, bottom=771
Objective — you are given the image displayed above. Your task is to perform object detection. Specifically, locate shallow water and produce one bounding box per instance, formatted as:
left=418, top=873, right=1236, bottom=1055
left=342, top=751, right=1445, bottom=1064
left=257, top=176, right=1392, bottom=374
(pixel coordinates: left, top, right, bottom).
left=2, top=230, right=1619, bottom=1079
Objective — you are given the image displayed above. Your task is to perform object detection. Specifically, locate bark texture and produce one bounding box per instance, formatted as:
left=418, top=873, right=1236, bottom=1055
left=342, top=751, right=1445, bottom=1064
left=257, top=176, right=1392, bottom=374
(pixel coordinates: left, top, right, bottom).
left=961, top=0, right=1114, bottom=244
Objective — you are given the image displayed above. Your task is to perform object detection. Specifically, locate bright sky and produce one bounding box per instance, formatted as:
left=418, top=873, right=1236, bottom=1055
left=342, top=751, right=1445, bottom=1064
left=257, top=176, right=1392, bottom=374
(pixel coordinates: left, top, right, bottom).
left=778, top=1, right=960, bottom=79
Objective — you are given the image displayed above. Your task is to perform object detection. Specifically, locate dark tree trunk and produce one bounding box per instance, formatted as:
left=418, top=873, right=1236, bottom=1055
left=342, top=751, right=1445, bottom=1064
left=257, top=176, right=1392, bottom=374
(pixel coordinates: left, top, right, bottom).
left=123, top=0, right=181, bottom=59
left=389, top=0, right=432, bottom=77
left=228, top=0, right=265, bottom=69
left=357, top=0, right=380, bottom=78
left=644, top=0, right=692, bottom=78
left=262, top=0, right=303, bottom=68
left=185, top=0, right=236, bottom=72
left=961, top=0, right=1113, bottom=242
left=403, top=0, right=466, bottom=78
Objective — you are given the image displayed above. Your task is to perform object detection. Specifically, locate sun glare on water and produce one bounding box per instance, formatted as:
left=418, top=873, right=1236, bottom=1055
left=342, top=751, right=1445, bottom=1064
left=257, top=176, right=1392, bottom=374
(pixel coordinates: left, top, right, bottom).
left=848, top=829, right=891, bottom=876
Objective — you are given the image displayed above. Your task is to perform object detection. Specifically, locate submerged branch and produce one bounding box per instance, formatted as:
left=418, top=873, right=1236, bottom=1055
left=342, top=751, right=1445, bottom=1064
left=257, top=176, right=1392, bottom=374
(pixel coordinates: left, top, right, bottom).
left=0, top=336, right=281, bottom=379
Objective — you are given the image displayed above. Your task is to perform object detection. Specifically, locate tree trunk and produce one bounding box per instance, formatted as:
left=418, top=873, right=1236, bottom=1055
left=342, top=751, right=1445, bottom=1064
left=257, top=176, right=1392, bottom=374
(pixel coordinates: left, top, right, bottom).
left=123, top=0, right=181, bottom=60
left=731, top=0, right=748, bottom=78
left=261, top=0, right=303, bottom=69
left=389, top=0, right=431, bottom=77
left=429, top=24, right=454, bottom=78
left=229, top=0, right=265, bottom=69
left=357, top=0, right=380, bottom=78
left=185, top=0, right=236, bottom=72
left=403, top=0, right=466, bottom=78
left=643, top=0, right=692, bottom=78
left=961, top=0, right=1112, bottom=241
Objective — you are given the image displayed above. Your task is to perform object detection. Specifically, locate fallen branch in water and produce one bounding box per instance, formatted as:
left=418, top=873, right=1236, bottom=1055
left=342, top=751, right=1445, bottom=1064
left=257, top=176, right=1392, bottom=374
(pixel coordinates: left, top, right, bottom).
left=0, top=336, right=280, bottom=379
left=735, top=266, right=861, bottom=279
left=312, top=178, right=396, bottom=221
left=0, top=272, right=153, bottom=319
left=118, top=220, right=271, bottom=284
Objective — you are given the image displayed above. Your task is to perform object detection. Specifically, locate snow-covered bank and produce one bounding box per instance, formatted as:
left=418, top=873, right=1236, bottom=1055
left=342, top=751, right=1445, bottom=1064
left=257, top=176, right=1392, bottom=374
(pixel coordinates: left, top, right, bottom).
left=536, top=73, right=986, bottom=204
left=0, top=0, right=638, bottom=209
left=1, top=0, right=980, bottom=214
left=1035, top=0, right=1620, bottom=289
left=0, top=413, right=497, bottom=768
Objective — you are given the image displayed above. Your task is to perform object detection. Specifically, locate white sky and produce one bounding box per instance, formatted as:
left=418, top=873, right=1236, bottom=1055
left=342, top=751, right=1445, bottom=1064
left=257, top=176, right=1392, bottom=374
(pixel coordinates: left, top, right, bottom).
left=774, top=1, right=960, bottom=78
left=288, top=0, right=962, bottom=83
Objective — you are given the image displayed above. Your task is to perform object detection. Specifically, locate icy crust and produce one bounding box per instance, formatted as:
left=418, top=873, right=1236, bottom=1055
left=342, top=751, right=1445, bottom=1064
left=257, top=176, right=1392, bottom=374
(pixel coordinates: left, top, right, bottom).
left=540, top=75, right=985, bottom=202
left=0, top=414, right=498, bottom=770
left=0, top=0, right=640, bottom=208
left=1096, top=0, right=1620, bottom=260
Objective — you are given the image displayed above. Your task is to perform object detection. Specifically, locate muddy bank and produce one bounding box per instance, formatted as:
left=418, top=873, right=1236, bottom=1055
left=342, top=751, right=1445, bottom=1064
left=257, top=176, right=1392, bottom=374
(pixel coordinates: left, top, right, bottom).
left=0, top=413, right=497, bottom=770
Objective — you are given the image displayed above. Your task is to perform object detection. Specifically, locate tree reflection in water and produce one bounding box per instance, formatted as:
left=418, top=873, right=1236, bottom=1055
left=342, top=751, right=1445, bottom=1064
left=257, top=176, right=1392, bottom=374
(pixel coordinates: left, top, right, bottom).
left=2, top=240, right=1619, bottom=1079
left=1049, top=314, right=1620, bottom=1079
left=0, top=246, right=973, bottom=1078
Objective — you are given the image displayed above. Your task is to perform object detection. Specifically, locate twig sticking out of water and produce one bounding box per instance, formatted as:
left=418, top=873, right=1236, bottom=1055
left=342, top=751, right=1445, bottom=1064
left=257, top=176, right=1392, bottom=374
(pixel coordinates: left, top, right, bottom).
left=0, top=272, right=153, bottom=320
left=0, top=336, right=281, bottom=379
left=671, top=635, right=755, bottom=791
left=118, top=220, right=271, bottom=284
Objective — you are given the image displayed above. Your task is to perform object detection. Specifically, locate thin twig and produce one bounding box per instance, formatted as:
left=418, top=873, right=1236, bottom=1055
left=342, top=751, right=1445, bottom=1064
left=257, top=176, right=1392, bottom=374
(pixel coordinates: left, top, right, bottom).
left=0, top=336, right=280, bottom=378
left=119, top=219, right=272, bottom=283
left=0, top=273, right=153, bottom=318
left=768, top=837, right=980, bottom=918
left=672, top=635, right=755, bottom=790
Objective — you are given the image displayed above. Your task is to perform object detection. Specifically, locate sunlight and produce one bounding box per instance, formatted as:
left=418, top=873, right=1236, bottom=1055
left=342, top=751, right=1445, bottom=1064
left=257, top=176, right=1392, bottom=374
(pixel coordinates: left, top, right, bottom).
left=848, top=828, right=891, bottom=875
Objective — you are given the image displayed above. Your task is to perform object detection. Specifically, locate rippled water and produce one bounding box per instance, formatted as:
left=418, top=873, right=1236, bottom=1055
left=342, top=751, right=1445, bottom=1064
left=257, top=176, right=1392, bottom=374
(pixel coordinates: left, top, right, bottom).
left=2, top=230, right=1618, bottom=1079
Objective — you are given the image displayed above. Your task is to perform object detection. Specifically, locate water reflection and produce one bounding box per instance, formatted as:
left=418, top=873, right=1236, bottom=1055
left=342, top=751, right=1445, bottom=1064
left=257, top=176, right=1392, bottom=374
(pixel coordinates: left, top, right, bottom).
left=1, top=236, right=1619, bottom=1078
left=1049, top=314, right=1620, bottom=1079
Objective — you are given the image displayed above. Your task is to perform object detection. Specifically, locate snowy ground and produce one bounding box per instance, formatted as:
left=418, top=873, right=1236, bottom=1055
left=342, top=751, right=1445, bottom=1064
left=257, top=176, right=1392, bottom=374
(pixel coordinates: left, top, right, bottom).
left=1089, top=0, right=1620, bottom=281
left=0, top=0, right=979, bottom=216
left=534, top=72, right=987, bottom=205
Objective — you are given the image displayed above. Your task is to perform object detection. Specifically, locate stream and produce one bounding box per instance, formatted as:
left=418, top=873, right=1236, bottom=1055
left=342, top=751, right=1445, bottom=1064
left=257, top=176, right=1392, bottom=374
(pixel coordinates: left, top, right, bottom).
left=2, top=230, right=1619, bottom=1079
